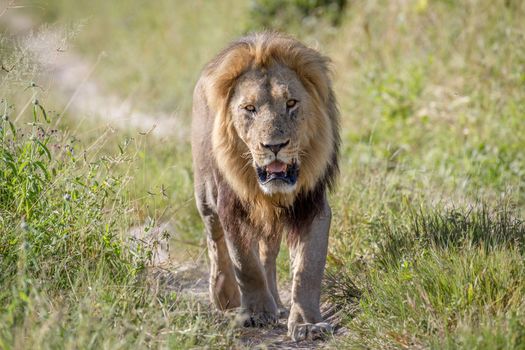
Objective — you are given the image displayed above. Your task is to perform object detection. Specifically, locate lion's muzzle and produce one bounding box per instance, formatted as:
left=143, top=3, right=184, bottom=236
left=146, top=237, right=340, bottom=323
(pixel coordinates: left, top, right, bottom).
left=256, top=160, right=299, bottom=186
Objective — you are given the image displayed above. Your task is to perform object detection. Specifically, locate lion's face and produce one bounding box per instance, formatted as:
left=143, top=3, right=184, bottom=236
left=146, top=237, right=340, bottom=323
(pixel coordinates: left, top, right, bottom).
left=207, top=33, right=338, bottom=207
left=229, top=65, right=310, bottom=195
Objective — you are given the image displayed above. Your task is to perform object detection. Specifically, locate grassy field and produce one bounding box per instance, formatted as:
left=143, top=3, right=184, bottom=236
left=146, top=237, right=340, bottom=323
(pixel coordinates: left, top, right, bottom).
left=1, top=0, right=524, bottom=348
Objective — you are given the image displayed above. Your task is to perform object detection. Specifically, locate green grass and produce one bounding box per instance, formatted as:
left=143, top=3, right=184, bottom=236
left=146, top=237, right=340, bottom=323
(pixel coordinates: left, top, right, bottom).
left=0, top=100, right=238, bottom=349
left=326, top=204, right=525, bottom=348
left=1, top=0, right=525, bottom=348
left=30, top=0, right=250, bottom=114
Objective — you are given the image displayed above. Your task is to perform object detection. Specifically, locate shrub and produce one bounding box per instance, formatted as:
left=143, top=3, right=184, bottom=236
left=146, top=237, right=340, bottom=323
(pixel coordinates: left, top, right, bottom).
left=248, top=0, right=347, bottom=31
left=0, top=98, right=145, bottom=305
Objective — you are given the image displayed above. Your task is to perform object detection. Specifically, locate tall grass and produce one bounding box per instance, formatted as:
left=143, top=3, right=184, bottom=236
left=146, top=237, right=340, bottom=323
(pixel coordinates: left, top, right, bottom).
left=0, top=92, right=240, bottom=350
left=0, top=40, right=236, bottom=348
left=2, top=0, right=525, bottom=348
left=325, top=203, right=525, bottom=348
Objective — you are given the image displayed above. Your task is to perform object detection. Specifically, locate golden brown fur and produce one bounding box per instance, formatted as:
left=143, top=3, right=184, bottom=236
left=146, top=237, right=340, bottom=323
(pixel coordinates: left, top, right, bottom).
left=191, top=32, right=340, bottom=340
left=200, top=32, right=339, bottom=233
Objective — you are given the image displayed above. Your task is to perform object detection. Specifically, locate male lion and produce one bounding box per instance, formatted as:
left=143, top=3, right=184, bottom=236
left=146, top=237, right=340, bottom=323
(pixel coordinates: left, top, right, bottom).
left=191, top=32, right=340, bottom=341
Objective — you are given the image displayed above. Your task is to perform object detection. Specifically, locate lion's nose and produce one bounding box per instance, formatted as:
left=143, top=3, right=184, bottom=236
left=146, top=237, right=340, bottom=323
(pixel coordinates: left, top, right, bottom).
left=261, top=140, right=290, bottom=155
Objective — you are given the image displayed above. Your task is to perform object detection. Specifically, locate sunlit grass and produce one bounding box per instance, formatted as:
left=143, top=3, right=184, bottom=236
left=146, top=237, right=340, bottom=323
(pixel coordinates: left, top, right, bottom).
left=1, top=0, right=525, bottom=348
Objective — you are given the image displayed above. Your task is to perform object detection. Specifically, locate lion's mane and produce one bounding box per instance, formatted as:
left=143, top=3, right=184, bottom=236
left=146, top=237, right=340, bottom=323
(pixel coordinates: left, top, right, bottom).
left=200, top=32, right=340, bottom=235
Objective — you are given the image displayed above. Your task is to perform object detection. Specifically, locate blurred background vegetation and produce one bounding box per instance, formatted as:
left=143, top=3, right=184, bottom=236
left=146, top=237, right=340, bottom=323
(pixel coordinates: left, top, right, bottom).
left=1, top=0, right=524, bottom=348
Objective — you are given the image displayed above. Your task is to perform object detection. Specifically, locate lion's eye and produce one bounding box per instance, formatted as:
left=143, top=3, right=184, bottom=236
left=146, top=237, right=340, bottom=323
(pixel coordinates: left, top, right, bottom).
left=244, top=104, right=256, bottom=112
left=286, top=99, right=298, bottom=109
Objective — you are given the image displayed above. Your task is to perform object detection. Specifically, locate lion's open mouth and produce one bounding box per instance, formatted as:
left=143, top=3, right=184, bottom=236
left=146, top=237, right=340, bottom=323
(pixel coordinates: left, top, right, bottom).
left=256, top=160, right=299, bottom=185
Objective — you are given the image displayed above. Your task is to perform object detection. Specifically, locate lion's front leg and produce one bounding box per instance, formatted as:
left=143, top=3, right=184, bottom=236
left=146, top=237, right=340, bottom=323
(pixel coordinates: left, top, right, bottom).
left=223, top=233, right=279, bottom=327
left=259, top=234, right=288, bottom=318
left=287, top=200, right=333, bottom=341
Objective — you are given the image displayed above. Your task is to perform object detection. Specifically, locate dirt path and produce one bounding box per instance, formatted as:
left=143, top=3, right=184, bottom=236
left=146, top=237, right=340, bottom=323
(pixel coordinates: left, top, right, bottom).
left=2, top=12, right=344, bottom=349
left=148, top=259, right=345, bottom=349
left=134, top=223, right=345, bottom=349
left=1, top=12, right=184, bottom=140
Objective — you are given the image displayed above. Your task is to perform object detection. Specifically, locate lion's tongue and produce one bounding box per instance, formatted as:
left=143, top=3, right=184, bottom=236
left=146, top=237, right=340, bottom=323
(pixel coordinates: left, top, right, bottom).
left=267, top=161, right=287, bottom=174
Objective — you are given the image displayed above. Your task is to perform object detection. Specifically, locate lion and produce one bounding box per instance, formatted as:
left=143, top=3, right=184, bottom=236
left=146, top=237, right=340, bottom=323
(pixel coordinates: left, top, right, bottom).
left=191, top=32, right=340, bottom=341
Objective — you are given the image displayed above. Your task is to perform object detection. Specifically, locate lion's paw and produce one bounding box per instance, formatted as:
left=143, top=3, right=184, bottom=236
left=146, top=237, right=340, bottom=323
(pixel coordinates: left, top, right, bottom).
left=235, top=309, right=278, bottom=327
left=288, top=322, right=333, bottom=342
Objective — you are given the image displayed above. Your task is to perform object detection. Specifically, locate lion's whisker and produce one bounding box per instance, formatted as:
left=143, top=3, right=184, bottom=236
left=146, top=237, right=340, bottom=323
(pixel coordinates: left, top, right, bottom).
left=241, top=151, right=253, bottom=160
left=241, top=159, right=254, bottom=172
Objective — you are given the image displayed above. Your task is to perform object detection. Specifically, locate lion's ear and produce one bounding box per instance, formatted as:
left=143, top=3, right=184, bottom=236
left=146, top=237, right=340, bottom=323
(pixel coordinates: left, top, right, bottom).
left=205, top=43, right=253, bottom=115
left=291, top=48, right=332, bottom=106
left=266, top=37, right=332, bottom=106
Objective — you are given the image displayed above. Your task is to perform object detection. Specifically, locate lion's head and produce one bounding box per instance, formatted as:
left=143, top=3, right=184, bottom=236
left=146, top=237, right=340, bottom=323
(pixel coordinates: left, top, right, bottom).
left=203, top=32, right=339, bottom=220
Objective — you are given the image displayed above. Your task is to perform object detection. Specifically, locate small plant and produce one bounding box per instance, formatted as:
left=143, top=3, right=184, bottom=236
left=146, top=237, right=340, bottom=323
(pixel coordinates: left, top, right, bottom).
left=0, top=97, right=146, bottom=311
left=324, top=268, right=361, bottom=310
